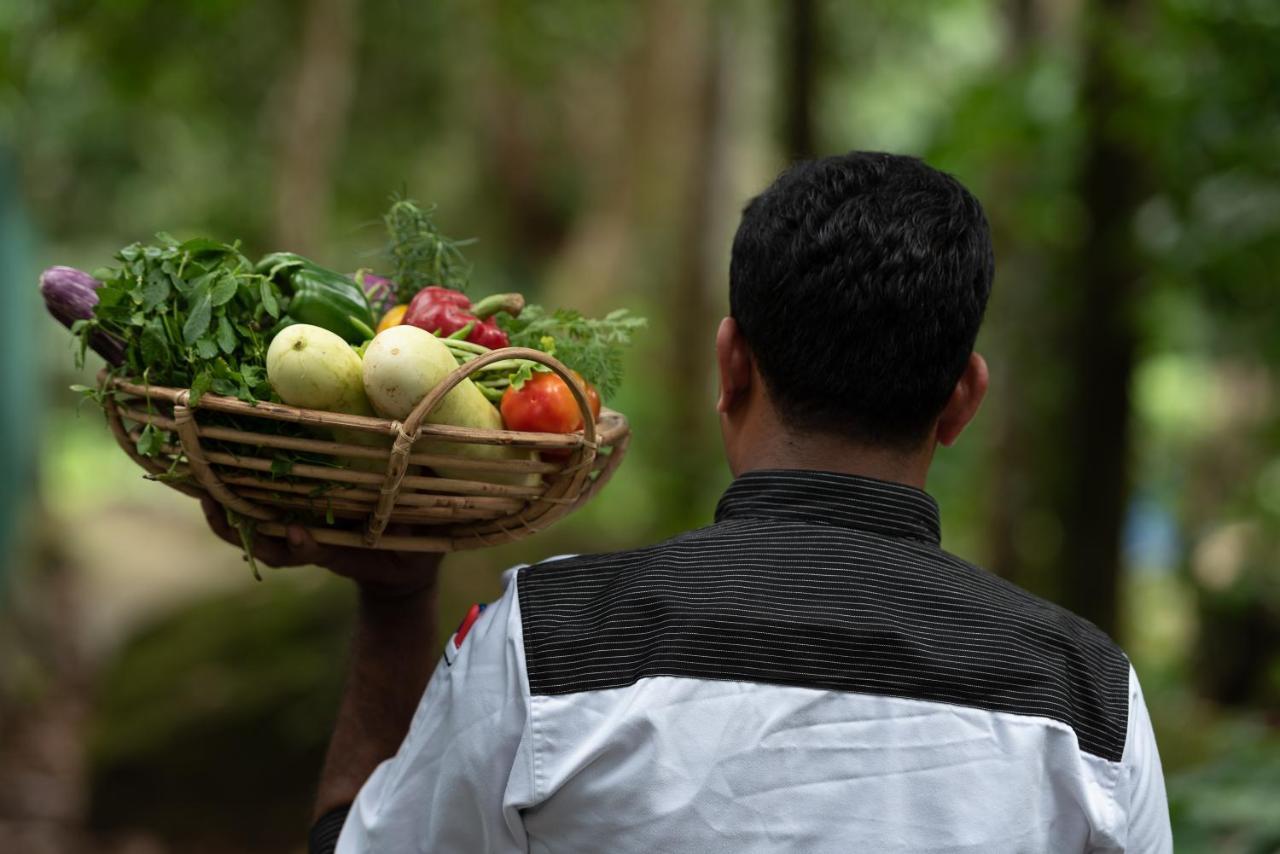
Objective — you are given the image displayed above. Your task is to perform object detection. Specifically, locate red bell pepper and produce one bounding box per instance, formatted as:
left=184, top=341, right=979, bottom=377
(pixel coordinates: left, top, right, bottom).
left=402, top=287, right=524, bottom=349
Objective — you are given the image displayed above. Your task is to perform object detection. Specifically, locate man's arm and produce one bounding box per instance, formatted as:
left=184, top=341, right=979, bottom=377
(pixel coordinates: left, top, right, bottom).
left=1120, top=666, right=1173, bottom=853
left=200, top=500, right=443, bottom=847
left=314, top=579, right=440, bottom=819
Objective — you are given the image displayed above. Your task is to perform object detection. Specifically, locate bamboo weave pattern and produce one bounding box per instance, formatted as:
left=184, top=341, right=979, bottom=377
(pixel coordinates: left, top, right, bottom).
left=99, top=348, right=630, bottom=552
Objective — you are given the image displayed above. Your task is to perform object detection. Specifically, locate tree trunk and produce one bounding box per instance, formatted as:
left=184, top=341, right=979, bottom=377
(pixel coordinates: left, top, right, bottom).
left=1055, top=0, right=1146, bottom=637
left=783, top=0, right=818, bottom=161
left=273, top=0, right=360, bottom=257
left=666, top=10, right=734, bottom=521
left=983, top=0, right=1050, bottom=589
left=1005, top=0, right=1040, bottom=50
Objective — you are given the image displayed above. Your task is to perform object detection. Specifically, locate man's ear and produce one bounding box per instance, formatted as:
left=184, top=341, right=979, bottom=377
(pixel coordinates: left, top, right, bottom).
left=936, top=352, right=989, bottom=447
left=716, top=317, right=753, bottom=414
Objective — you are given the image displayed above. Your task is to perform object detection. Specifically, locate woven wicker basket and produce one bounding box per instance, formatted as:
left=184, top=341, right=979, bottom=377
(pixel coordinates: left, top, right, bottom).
left=99, top=347, right=629, bottom=552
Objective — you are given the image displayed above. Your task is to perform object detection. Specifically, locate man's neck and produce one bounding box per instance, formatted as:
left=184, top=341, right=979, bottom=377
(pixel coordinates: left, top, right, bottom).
left=735, top=432, right=934, bottom=490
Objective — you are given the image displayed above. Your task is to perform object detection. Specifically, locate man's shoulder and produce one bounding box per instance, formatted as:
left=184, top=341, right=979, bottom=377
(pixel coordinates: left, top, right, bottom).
left=515, top=523, right=1132, bottom=763
left=519, top=524, right=1122, bottom=652
left=933, top=546, right=1129, bottom=663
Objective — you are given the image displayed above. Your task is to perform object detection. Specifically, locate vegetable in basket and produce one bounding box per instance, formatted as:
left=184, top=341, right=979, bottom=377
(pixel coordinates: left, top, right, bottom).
left=266, top=324, right=372, bottom=414
left=362, top=325, right=538, bottom=486
left=375, top=197, right=646, bottom=403
left=257, top=252, right=377, bottom=344
left=498, top=306, right=645, bottom=401
left=382, top=198, right=474, bottom=302
left=402, top=286, right=524, bottom=349
left=354, top=269, right=397, bottom=317
left=500, top=370, right=601, bottom=434
left=377, top=304, right=409, bottom=333
left=33, top=197, right=637, bottom=555
left=39, top=266, right=125, bottom=365
left=266, top=323, right=388, bottom=472
left=70, top=235, right=280, bottom=404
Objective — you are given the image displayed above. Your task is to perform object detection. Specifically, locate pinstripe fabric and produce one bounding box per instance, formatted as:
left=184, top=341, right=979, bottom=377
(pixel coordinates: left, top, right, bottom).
left=518, top=469, right=1130, bottom=762
left=310, top=805, right=350, bottom=854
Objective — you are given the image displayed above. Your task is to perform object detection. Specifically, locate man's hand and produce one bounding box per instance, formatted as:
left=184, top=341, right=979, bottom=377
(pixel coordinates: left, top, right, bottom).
left=200, top=497, right=442, bottom=595
left=200, top=497, right=448, bottom=827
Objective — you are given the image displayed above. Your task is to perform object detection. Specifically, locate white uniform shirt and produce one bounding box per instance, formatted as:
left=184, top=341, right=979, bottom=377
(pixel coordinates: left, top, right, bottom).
left=336, top=471, right=1172, bottom=853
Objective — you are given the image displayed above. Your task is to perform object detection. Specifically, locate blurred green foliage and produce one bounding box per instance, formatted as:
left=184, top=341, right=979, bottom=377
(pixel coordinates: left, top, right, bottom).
left=1168, top=721, right=1280, bottom=853
left=89, top=573, right=353, bottom=848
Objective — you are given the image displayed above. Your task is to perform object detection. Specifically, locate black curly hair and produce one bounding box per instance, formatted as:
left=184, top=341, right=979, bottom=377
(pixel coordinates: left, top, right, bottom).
left=729, top=151, right=995, bottom=448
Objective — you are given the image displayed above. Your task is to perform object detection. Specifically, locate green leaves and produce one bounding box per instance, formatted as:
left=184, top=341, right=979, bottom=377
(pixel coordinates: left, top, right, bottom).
left=216, top=316, right=236, bottom=354
left=75, top=236, right=276, bottom=404
left=508, top=360, right=549, bottom=391
left=141, top=269, right=171, bottom=310
left=259, top=278, right=279, bottom=318
left=136, top=423, right=168, bottom=457
left=190, top=371, right=212, bottom=407
left=194, top=336, right=218, bottom=359
left=382, top=197, right=476, bottom=301
left=183, top=292, right=212, bottom=343
left=209, top=273, right=238, bottom=306
left=141, top=318, right=169, bottom=365
left=499, top=305, right=646, bottom=399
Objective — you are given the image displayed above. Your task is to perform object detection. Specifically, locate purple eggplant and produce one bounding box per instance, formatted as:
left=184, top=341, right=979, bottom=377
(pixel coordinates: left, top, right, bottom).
left=39, top=265, right=126, bottom=365
left=353, top=269, right=397, bottom=317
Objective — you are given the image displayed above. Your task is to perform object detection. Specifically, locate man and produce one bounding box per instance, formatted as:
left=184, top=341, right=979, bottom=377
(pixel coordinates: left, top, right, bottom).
left=206, top=151, right=1172, bottom=852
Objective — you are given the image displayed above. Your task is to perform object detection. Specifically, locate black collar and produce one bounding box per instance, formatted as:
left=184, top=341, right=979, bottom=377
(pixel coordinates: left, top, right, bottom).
left=714, top=469, right=942, bottom=546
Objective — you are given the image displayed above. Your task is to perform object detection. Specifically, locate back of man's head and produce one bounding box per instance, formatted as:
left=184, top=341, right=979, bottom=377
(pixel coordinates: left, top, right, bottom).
left=729, top=151, right=994, bottom=450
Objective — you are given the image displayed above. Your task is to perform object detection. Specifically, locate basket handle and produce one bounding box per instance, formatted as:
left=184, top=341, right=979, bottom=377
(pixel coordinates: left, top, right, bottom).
left=400, top=346, right=599, bottom=448
left=364, top=346, right=599, bottom=547
left=173, top=401, right=278, bottom=521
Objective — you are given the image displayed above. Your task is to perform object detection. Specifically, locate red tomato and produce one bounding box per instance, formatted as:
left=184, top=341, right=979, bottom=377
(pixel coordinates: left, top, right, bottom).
left=500, top=371, right=601, bottom=434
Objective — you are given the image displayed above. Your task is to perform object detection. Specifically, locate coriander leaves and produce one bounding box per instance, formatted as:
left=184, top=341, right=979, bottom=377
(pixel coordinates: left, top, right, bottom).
left=499, top=306, right=646, bottom=400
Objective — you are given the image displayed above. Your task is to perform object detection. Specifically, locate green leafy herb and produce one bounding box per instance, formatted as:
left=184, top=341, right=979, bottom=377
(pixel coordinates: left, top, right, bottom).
left=75, top=234, right=281, bottom=403
left=383, top=197, right=475, bottom=301
left=509, top=360, right=539, bottom=391
left=499, top=306, right=646, bottom=399
left=226, top=508, right=263, bottom=581
left=135, top=423, right=169, bottom=457
left=190, top=371, right=212, bottom=406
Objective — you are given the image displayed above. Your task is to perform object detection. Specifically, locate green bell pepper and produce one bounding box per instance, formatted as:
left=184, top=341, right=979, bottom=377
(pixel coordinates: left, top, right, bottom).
left=257, top=252, right=377, bottom=343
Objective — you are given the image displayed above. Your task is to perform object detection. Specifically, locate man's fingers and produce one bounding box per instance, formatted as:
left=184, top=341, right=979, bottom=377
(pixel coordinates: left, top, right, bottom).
left=200, top=498, right=240, bottom=547
left=283, top=524, right=330, bottom=567
left=201, top=497, right=293, bottom=567
left=247, top=535, right=294, bottom=568
left=202, top=497, right=435, bottom=579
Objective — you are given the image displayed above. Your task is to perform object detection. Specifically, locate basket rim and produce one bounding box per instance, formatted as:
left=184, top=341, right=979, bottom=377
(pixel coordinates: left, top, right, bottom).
left=96, top=343, right=632, bottom=551
left=101, top=372, right=629, bottom=448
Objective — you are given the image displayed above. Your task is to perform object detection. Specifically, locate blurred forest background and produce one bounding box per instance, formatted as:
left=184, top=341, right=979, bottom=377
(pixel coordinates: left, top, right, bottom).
left=1, top=0, right=1278, bottom=851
